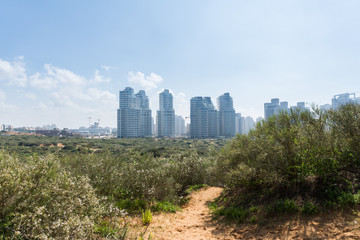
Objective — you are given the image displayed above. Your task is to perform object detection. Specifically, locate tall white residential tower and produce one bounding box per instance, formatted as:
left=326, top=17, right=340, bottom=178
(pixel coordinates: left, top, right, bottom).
left=157, top=89, right=175, bottom=137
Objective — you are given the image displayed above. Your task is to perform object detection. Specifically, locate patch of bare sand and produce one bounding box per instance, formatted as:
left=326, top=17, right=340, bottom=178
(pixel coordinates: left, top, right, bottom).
left=134, top=187, right=360, bottom=239
left=144, top=187, right=231, bottom=240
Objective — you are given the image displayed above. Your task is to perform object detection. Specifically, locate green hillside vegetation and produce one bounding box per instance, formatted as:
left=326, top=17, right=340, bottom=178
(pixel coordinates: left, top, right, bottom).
left=0, top=136, right=226, bottom=158
left=213, top=104, right=360, bottom=223
left=0, top=137, right=226, bottom=239
left=1, top=104, right=360, bottom=238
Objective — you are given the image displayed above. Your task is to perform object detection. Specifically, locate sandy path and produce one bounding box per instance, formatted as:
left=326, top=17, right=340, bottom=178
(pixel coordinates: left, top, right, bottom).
left=134, top=187, right=360, bottom=239
left=146, top=186, right=236, bottom=240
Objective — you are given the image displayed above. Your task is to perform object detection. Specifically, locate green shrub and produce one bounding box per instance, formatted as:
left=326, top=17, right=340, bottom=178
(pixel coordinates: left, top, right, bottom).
left=94, top=220, right=119, bottom=238
left=215, top=104, right=360, bottom=218
left=185, top=184, right=208, bottom=195
left=302, top=201, right=319, bottom=215
left=249, top=216, right=257, bottom=224
left=142, top=209, right=152, bottom=226
left=151, top=201, right=179, bottom=213
left=0, top=151, right=102, bottom=239
left=267, top=199, right=299, bottom=215
left=221, top=207, right=249, bottom=223
left=211, top=204, right=249, bottom=223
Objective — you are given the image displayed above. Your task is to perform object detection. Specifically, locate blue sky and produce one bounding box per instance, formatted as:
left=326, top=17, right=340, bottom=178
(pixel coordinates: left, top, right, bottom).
left=1, top=0, right=360, bottom=128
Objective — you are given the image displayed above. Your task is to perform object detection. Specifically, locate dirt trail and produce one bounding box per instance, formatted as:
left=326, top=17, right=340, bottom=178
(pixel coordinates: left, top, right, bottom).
left=145, top=187, right=236, bottom=240
left=137, top=187, right=360, bottom=239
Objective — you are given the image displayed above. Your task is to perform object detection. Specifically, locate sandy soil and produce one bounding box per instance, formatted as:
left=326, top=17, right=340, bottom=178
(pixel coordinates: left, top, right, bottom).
left=130, top=187, right=360, bottom=240
left=142, top=187, right=233, bottom=240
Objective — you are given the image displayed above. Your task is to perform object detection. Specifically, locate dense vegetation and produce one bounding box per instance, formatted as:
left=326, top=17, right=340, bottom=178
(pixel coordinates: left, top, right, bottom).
left=0, top=136, right=226, bottom=158
left=214, top=104, right=360, bottom=223
left=0, top=137, right=226, bottom=239
left=2, top=104, right=360, bottom=238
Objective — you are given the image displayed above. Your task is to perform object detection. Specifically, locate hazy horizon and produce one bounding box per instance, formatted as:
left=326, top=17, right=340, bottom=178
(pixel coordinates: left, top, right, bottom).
left=1, top=1, right=360, bottom=128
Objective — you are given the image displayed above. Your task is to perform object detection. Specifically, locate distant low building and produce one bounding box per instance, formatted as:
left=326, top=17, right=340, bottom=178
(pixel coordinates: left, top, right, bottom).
left=35, top=128, right=79, bottom=137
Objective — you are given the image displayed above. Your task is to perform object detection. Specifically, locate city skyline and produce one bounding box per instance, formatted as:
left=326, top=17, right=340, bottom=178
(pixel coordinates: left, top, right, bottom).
left=1, top=1, right=360, bottom=128
left=1, top=90, right=359, bottom=137
left=1, top=83, right=359, bottom=129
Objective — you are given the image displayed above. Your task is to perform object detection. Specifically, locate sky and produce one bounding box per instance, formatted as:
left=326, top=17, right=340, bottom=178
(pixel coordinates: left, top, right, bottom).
left=1, top=0, right=360, bottom=128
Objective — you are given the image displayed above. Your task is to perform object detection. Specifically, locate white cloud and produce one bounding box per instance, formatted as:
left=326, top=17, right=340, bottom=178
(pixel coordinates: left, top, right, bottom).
left=45, top=64, right=86, bottom=86
left=128, top=71, right=163, bottom=90
left=0, top=90, right=6, bottom=101
left=88, top=88, right=116, bottom=103
left=175, top=92, right=187, bottom=106
left=0, top=57, right=27, bottom=87
left=174, top=92, right=190, bottom=118
left=2, top=58, right=119, bottom=127
left=101, top=65, right=113, bottom=71
left=30, top=73, right=57, bottom=89
left=30, top=64, right=95, bottom=107
left=50, top=92, right=79, bottom=109
left=24, top=92, right=37, bottom=100
left=30, top=64, right=87, bottom=89
left=36, top=102, right=48, bottom=111
left=0, top=89, right=18, bottom=112
left=90, top=69, right=110, bottom=83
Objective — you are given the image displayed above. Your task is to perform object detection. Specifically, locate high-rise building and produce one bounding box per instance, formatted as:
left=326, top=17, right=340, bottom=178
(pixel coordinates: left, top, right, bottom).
left=331, top=93, right=360, bottom=109
left=190, top=96, right=218, bottom=138
left=238, top=116, right=245, bottom=135
left=235, top=113, right=242, bottom=134
left=320, top=104, right=332, bottom=111
left=157, top=89, right=175, bottom=137
left=151, top=117, right=156, bottom=136
left=290, top=102, right=310, bottom=112
left=264, top=98, right=291, bottom=119
left=218, top=93, right=235, bottom=138
left=280, top=101, right=289, bottom=112
left=256, top=117, right=263, bottom=124
left=135, top=90, right=152, bottom=137
left=175, top=115, right=186, bottom=137
left=244, top=116, right=255, bottom=134
left=264, top=98, right=280, bottom=119
left=236, top=114, right=256, bottom=135
left=117, top=87, right=152, bottom=138
left=265, top=98, right=310, bottom=120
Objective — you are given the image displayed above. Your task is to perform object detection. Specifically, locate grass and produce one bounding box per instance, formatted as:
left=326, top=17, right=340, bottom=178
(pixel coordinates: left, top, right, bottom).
left=151, top=201, right=179, bottom=213
left=142, top=209, right=152, bottom=226
left=267, top=199, right=299, bottom=215
left=185, top=184, right=208, bottom=195
left=94, top=220, right=121, bottom=238
left=209, top=202, right=250, bottom=223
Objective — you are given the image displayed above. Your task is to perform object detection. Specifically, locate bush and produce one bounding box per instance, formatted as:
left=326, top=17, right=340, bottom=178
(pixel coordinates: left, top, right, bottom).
left=0, top=138, right=222, bottom=237
left=215, top=104, right=360, bottom=219
left=185, top=184, right=208, bottom=195
left=267, top=199, right=299, bottom=215
left=0, top=151, right=102, bottom=239
left=212, top=206, right=250, bottom=223
left=60, top=150, right=217, bottom=210
left=302, top=201, right=319, bottom=215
